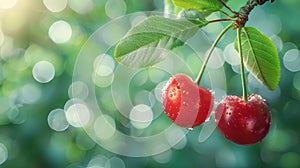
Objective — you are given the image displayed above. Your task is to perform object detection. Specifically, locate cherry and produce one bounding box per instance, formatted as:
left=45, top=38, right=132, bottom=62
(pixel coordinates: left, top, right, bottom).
left=215, top=94, right=271, bottom=145
left=162, top=74, right=214, bottom=128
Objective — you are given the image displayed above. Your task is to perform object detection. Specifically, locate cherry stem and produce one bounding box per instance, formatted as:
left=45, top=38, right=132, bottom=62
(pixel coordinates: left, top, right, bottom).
left=220, top=0, right=237, bottom=15
left=237, top=27, right=248, bottom=102
left=195, top=24, right=232, bottom=85
left=219, top=10, right=233, bottom=18
left=208, top=18, right=233, bottom=24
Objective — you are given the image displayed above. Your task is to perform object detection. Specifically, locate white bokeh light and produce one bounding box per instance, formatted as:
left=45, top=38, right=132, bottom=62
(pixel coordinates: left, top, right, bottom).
left=248, top=73, right=262, bottom=89
left=105, top=0, right=127, bottom=19
left=271, top=34, right=283, bottom=52
left=213, top=88, right=227, bottom=102
left=68, top=0, right=94, bottom=14
left=48, top=109, right=69, bottom=131
left=68, top=81, right=89, bottom=100
left=32, top=61, right=55, bottom=83
left=94, top=115, right=116, bottom=140
left=94, top=54, right=115, bottom=73
left=258, top=86, right=281, bottom=103
left=93, top=54, right=115, bottom=87
left=0, top=0, right=18, bottom=9
left=224, top=43, right=240, bottom=65
left=154, top=81, right=166, bottom=103
left=293, top=72, right=300, bottom=91
left=64, top=98, right=85, bottom=112
left=129, top=104, right=153, bottom=129
left=87, top=155, right=109, bottom=168
left=165, top=127, right=187, bottom=150
left=0, top=143, right=8, bottom=165
left=148, top=69, right=166, bottom=84
left=43, top=0, right=67, bottom=12
left=130, top=14, right=147, bottom=27
left=20, top=84, right=41, bottom=104
left=48, top=20, right=72, bottom=44
left=95, top=65, right=113, bottom=77
left=106, top=157, right=126, bottom=168
left=65, top=103, right=91, bottom=127
left=203, top=14, right=223, bottom=39
left=92, top=71, right=114, bottom=88
left=207, top=47, right=225, bottom=69
left=283, top=49, right=300, bottom=72
left=101, top=23, right=126, bottom=46
left=231, top=64, right=241, bottom=74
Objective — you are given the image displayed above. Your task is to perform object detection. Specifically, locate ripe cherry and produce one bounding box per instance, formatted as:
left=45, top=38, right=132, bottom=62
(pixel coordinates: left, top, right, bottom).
left=215, top=94, right=271, bottom=145
left=162, top=74, right=214, bottom=128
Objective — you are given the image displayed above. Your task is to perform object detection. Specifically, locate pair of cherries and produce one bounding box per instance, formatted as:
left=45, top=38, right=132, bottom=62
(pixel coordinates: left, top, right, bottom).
left=162, top=74, right=271, bottom=145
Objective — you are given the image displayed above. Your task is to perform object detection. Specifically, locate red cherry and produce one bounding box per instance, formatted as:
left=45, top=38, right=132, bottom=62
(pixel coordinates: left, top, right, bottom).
left=162, top=74, right=214, bottom=128
left=215, top=94, right=271, bottom=145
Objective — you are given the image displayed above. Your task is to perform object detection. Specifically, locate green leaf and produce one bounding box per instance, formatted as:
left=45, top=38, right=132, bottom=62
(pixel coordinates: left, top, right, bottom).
left=114, top=16, right=208, bottom=68
left=172, top=0, right=228, bottom=13
left=235, top=26, right=280, bottom=90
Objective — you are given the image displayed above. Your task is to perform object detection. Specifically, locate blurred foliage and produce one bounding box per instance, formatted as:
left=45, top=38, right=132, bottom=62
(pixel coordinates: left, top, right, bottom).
left=0, top=0, right=300, bottom=168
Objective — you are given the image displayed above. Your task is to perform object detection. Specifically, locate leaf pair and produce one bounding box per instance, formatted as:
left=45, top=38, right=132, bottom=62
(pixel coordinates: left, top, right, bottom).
left=114, top=0, right=280, bottom=90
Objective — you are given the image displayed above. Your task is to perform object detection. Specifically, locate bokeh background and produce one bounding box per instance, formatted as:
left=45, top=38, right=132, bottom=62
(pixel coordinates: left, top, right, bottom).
left=0, top=0, right=300, bottom=167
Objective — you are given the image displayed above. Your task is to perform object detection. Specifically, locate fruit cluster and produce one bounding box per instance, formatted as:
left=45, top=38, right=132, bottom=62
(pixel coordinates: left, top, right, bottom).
left=114, top=0, right=278, bottom=146
left=162, top=74, right=271, bottom=145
